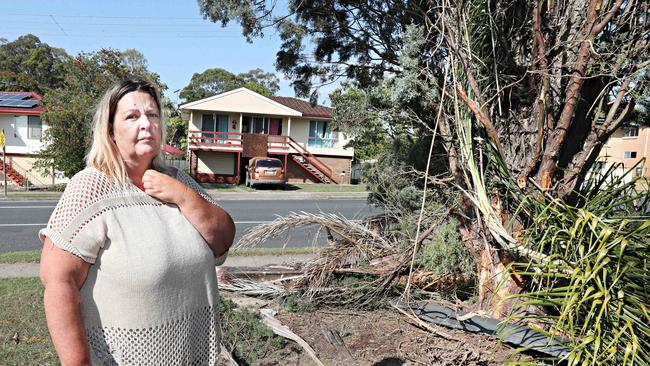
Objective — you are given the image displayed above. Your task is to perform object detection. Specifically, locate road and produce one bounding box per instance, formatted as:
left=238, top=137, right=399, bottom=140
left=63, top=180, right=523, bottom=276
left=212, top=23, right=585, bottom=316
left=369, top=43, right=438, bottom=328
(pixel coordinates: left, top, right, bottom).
left=0, top=198, right=381, bottom=253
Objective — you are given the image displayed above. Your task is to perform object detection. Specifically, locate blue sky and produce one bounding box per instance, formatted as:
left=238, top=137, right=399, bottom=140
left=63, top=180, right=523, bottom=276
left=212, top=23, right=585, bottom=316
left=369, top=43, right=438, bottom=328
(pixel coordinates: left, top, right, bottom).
left=0, top=0, right=334, bottom=105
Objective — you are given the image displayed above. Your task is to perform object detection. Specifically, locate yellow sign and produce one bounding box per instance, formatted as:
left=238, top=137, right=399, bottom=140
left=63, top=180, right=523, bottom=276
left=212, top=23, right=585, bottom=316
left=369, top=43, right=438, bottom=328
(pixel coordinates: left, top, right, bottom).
left=0, top=130, right=5, bottom=150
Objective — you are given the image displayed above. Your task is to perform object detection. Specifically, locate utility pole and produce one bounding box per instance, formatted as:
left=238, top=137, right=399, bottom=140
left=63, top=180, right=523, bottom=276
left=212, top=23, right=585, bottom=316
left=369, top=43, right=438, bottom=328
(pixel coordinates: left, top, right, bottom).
left=1, top=129, right=6, bottom=197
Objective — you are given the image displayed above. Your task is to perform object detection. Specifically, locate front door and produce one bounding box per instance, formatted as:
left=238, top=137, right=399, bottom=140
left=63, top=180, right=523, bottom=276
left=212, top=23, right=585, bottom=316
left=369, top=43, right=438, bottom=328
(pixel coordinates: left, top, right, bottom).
left=269, top=118, right=282, bottom=135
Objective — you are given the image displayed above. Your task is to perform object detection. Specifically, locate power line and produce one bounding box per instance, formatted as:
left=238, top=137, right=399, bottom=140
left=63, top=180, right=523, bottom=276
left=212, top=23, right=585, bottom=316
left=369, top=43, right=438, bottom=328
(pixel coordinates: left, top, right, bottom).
left=1, top=13, right=206, bottom=20
left=49, top=15, right=68, bottom=36
left=0, top=26, right=242, bottom=34
left=0, top=30, right=244, bottom=39
left=0, top=18, right=237, bottom=30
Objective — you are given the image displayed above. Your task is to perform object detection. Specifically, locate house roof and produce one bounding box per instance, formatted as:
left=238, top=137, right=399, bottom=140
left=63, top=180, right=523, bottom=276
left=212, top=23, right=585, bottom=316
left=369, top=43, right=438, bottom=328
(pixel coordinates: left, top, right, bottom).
left=268, top=96, right=331, bottom=118
left=163, top=144, right=185, bottom=156
left=179, top=87, right=331, bottom=118
left=0, top=91, right=45, bottom=116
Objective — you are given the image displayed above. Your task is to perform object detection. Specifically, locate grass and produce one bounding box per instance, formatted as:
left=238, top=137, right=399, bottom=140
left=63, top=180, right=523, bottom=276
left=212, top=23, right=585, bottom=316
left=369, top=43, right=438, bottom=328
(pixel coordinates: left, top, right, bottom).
left=201, top=183, right=254, bottom=192
left=0, top=251, right=41, bottom=264
left=0, top=278, right=284, bottom=366
left=288, top=183, right=368, bottom=192
left=0, top=247, right=319, bottom=264
left=0, top=278, right=58, bottom=365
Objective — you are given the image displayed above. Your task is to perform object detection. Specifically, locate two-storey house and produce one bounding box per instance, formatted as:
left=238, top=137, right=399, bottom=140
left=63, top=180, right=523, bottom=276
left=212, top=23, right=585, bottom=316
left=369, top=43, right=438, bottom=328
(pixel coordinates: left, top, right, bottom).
left=0, top=91, right=63, bottom=186
left=598, top=124, right=649, bottom=180
left=179, top=87, right=354, bottom=185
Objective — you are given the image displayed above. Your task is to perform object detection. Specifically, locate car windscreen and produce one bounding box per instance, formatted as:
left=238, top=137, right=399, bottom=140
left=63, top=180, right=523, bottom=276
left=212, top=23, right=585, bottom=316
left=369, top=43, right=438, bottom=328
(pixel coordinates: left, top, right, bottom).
left=255, top=160, right=283, bottom=168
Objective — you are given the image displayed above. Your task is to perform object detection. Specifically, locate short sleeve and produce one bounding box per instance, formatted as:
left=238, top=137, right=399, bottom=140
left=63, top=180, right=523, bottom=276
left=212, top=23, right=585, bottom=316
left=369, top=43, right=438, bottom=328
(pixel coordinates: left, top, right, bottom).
left=39, top=169, right=110, bottom=264
left=174, top=169, right=229, bottom=266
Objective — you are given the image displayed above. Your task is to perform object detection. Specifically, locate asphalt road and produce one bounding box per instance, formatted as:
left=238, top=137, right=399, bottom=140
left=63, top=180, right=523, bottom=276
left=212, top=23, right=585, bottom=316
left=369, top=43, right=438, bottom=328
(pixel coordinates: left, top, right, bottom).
left=0, top=198, right=381, bottom=253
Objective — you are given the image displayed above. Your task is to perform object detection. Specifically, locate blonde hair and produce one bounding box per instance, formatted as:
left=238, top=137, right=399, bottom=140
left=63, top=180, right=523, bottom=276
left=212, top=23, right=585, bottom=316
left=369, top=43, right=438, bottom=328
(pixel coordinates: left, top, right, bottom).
left=86, top=79, right=168, bottom=183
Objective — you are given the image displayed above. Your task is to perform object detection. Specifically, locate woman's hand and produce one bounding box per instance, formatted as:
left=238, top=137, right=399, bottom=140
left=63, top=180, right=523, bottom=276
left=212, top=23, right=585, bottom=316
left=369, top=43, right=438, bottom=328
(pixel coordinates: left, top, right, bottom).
left=142, top=169, right=235, bottom=257
left=142, top=169, right=189, bottom=205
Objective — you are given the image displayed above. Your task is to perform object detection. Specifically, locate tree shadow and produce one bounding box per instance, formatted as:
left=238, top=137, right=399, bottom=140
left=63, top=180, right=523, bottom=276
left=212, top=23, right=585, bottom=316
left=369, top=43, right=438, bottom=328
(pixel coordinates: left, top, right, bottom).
left=372, top=357, right=405, bottom=366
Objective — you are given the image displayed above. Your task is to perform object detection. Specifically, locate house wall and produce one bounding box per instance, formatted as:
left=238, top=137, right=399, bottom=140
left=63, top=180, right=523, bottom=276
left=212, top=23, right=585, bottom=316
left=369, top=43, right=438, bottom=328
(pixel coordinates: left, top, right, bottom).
left=3, top=156, right=68, bottom=186
left=285, top=117, right=353, bottom=157
left=317, top=156, right=352, bottom=184
left=189, top=111, right=242, bottom=133
left=286, top=155, right=352, bottom=184
left=197, top=151, right=237, bottom=175
left=0, top=114, right=47, bottom=155
left=286, top=158, right=318, bottom=184
left=598, top=126, right=649, bottom=178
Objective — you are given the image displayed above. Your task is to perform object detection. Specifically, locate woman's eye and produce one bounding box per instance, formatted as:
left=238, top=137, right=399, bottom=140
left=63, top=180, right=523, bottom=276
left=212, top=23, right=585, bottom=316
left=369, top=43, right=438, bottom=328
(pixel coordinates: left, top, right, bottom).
left=147, top=113, right=159, bottom=118
left=126, top=114, right=137, bottom=120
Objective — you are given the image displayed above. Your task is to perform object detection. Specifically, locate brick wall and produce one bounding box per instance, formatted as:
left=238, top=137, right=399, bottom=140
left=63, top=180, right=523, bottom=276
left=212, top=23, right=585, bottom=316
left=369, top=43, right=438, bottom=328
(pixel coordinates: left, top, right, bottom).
left=286, top=155, right=352, bottom=184
left=317, top=156, right=352, bottom=184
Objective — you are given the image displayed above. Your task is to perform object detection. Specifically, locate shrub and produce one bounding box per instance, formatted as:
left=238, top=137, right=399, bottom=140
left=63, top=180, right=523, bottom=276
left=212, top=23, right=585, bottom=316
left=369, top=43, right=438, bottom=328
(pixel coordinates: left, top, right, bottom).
left=218, top=297, right=284, bottom=365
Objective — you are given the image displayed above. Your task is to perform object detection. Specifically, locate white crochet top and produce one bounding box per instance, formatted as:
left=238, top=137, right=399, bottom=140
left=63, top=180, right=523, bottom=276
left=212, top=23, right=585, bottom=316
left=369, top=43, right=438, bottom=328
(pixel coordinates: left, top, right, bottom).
left=40, top=167, right=227, bottom=365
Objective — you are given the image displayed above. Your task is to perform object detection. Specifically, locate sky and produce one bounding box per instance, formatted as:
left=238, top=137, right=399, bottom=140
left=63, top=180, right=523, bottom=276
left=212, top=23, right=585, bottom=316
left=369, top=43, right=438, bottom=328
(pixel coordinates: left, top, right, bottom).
left=0, top=0, right=336, bottom=105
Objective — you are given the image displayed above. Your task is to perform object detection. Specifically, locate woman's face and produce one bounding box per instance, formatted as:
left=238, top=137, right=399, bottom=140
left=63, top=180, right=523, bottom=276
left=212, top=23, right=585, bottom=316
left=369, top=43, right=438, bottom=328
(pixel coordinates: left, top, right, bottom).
left=112, top=91, right=162, bottom=167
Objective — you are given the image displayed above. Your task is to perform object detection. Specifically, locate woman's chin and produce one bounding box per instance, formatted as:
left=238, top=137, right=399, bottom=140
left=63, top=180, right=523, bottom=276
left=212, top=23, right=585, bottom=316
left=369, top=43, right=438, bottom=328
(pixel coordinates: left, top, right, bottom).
left=135, top=148, right=159, bottom=162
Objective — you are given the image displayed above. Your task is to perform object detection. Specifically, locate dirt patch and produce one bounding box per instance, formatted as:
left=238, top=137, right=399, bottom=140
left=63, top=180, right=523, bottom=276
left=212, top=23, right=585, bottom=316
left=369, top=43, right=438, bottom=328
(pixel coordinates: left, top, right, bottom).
left=231, top=303, right=531, bottom=366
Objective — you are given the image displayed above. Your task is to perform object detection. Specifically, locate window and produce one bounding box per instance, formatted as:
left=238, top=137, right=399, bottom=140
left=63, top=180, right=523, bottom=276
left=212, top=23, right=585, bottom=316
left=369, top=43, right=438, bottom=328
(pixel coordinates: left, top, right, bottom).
left=623, top=127, right=639, bottom=137
left=242, top=116, right=268, bottom=134
left=253, top=117, right=267, bottom=134
left=308, top=120, right=339, bottom=148
left=242, top=116, right=251, bottom=133
left=27, top=115, right=42, bottom=140
left=624, top=151, right=637, bottom=159
left=201, top=113, right=228, bottom=143
left=255, top=159, right=283, bottom=168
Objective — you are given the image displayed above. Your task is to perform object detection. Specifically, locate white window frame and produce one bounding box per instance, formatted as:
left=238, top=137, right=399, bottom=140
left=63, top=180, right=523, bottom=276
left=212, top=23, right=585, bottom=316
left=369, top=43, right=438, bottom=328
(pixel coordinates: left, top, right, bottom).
left=27, top=115, right=42, bottom=140
left=622, top=126, right=639, bottom=138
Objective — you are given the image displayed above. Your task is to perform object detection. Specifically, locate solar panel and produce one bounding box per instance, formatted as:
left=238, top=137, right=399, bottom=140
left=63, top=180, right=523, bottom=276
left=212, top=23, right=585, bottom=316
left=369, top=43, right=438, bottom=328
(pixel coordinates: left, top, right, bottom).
left=0, top=99, right=39, bottom=108
left=0, top=93, right=31, bottom=100
left=19, top=100, right=39, bottom=107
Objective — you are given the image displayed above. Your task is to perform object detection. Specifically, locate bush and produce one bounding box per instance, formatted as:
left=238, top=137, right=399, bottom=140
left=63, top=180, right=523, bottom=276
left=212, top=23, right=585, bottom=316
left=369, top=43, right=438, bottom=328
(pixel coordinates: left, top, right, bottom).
left=218, top=297, right=284, bottom=365
left=416, top=218, right=474, bottom=277
left=51, top=183, right=66, bottom=192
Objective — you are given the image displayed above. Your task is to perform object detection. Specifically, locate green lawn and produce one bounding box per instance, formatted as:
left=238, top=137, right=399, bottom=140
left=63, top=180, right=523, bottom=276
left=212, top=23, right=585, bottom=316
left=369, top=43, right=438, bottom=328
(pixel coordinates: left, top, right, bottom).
left=0, top=247, right=318, bottom=264
left=0, top=278, right=58, bottom=365
left=0, top=251, right=41, bottom=264
left=287, top=183, right=368, bottom=192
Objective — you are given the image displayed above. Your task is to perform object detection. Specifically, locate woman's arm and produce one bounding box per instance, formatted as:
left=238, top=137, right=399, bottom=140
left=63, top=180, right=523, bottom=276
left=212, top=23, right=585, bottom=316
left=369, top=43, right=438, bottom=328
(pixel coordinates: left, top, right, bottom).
left=40, top=238, right=91, bottom=366
left=142, top=169, right=236, bottom=257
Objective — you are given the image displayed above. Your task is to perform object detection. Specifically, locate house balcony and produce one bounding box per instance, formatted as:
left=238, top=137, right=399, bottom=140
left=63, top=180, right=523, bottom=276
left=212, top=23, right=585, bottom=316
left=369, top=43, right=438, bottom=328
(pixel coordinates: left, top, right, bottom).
left=188, top=130, right=295, bottom=154
left=188, top=130, right=338, bottom=183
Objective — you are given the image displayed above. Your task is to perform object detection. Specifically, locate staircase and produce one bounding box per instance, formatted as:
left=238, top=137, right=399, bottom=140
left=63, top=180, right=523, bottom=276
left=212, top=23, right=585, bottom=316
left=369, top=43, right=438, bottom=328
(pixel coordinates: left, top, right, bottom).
left=0, top=160, right=26, bottom=186
left=291, top=155, right=333, bottom=184
left=286, top=137, right=337, bottom=184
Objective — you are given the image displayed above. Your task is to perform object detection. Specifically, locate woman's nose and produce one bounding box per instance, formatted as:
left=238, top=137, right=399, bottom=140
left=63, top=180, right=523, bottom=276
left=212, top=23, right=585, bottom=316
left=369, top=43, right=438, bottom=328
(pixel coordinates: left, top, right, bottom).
left=138, top=115, right=152, bottom=130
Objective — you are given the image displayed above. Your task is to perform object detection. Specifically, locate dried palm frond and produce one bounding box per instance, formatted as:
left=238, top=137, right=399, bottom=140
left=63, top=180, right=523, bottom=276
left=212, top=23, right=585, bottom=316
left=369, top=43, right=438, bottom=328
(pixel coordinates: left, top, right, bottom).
left=236, top=211, right=393, bottom=251
left=219, top=278, right=289, bottom=298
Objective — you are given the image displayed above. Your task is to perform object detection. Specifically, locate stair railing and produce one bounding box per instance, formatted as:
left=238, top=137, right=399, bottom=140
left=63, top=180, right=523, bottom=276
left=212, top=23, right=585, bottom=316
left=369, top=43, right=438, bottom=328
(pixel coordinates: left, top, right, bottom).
left=285, top=136, right=336, bottom=182
left=3, top=158, right=51, bottom=188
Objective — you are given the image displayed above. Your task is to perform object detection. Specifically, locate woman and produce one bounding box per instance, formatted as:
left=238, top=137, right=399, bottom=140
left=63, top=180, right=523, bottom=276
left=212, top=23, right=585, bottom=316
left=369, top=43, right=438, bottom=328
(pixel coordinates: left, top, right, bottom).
left=39, top=79, right=235, bottom=365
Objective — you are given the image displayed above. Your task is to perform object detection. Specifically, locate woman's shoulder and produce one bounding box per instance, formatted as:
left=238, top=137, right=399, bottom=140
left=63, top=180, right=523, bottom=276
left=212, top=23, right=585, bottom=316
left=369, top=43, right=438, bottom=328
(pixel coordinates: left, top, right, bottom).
left=64, top=167, right=122, bottom=199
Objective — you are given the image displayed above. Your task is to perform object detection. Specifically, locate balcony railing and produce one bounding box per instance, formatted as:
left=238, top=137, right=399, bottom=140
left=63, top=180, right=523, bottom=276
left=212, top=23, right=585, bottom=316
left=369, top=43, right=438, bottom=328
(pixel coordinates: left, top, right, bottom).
left=188, top=131, right=243, bottom=149
left=307, top=137, right=339, bottom=149
left=189, top=130, right=341, bottom=153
